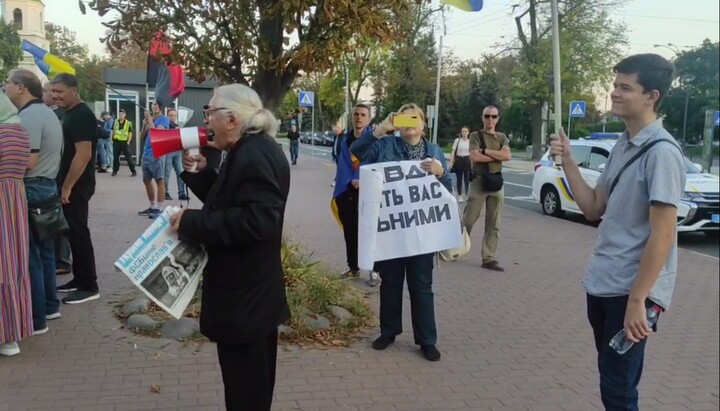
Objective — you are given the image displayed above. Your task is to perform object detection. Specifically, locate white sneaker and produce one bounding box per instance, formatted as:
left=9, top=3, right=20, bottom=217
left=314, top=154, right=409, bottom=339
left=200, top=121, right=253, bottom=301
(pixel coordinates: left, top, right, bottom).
left=34, top=326, right=49, bottom=335
left=0, top=342, right=20, bottom=356
left=46, top=312, right=62, bottom=320
left=367, top=272, right=381, bottom=287
left=458, top=194, right=465, bottom=203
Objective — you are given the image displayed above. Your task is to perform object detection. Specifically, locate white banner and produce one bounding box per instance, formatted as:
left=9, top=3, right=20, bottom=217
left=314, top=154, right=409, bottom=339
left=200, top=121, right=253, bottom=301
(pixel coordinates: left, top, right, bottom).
left=115, top=207, right=207, bottom=319
left=358, top=160, right=462, bottom=270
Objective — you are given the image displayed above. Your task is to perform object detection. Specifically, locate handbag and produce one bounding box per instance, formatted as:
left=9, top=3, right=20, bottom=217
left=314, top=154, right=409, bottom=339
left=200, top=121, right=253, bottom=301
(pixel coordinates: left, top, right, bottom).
left=439, top=224, right=471, bottom=262
left=27, top=194, right=70, bottom=242
left=477, top=133, right=504, bottom=192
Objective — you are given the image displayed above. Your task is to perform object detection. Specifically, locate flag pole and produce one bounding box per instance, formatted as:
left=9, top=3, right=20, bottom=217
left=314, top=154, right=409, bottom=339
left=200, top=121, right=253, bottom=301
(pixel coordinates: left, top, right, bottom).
left=67, top=67, right=147, bottom=112
left=550, top=0, right=563, bottom=165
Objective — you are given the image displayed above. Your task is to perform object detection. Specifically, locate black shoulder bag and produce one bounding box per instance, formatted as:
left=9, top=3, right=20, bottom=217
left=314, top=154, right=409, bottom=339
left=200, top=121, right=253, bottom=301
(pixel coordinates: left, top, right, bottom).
left=27, top=194, right=70, bottom=242
left=607, top=139, right=681, bottom=198
left=477, top=133, right=504, bottom=192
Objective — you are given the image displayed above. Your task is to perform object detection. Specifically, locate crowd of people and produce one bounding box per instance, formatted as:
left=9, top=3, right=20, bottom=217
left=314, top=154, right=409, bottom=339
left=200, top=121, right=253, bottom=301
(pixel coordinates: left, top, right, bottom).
left=0, top=52, right=686, bottom=411
left=1, top=70, right=101, bottom=357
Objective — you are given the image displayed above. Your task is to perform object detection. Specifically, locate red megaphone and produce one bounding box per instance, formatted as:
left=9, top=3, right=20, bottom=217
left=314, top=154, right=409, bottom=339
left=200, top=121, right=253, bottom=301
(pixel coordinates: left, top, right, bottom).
left=150, top=127, right=209, bottom=158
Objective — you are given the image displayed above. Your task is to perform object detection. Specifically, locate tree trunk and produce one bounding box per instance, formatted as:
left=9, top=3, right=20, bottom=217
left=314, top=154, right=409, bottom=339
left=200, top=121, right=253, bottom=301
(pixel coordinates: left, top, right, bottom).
left=253, top=0, right=298, bottom=111
left=531, top=104, right=544, bottom=160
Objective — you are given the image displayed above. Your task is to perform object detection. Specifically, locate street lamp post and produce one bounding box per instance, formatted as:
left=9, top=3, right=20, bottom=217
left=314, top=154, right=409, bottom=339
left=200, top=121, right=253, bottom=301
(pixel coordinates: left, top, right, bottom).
left=680, top=74, right=695, bottom=148
left=653, top=43, right=682, bottom=55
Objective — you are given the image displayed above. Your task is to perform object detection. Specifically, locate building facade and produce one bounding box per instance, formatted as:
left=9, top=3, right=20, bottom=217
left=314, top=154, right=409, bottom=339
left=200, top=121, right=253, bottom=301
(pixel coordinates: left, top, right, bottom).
left=1, top=0, right=49, bottom=81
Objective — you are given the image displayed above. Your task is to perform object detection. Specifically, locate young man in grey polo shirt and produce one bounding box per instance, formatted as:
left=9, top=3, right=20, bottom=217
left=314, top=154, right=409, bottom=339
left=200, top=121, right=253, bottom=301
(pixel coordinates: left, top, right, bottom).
left=550, top=54, right=685, bottom=410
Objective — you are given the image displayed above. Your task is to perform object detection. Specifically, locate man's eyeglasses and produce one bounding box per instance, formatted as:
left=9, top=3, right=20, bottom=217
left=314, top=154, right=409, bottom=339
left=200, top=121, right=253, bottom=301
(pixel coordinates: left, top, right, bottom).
left=203, top=105, right=228, bottom=119
left=484, top=114, right=499, bottom=119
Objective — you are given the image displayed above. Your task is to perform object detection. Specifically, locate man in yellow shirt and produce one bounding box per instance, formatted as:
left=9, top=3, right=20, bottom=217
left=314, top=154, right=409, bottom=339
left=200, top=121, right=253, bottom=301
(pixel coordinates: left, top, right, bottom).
left=111, top=109, right=137, bottom=177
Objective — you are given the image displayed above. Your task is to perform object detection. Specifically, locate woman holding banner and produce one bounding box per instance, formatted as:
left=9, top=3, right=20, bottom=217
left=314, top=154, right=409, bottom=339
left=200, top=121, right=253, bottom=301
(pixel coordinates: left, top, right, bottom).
left=350, top=103, right=451, bottom=362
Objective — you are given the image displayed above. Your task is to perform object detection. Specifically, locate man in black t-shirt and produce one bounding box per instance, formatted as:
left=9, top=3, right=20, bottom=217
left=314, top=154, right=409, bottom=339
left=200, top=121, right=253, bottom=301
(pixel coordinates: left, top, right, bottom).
left=51, top=73, right=100, bottom=305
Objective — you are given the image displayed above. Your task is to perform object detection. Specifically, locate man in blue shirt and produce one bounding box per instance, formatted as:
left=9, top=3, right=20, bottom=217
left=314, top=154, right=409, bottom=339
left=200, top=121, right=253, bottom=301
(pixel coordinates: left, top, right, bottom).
left=97, top=111, right=114, bottom=172
left=138, top=101, right=169, bottom=219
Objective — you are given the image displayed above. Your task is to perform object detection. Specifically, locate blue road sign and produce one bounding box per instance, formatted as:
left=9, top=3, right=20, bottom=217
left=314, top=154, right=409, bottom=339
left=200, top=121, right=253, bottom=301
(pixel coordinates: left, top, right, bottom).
left=714, top=110, right=719, bottom=127
left=569, top=101, right=586, bottom=118
left=299, top=91, right=314, bottom=107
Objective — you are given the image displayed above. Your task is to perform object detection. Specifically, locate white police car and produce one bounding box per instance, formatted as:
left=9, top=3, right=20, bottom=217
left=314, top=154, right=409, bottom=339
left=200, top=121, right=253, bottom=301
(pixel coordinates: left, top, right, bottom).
left=531, top=133, right=720, bottom=233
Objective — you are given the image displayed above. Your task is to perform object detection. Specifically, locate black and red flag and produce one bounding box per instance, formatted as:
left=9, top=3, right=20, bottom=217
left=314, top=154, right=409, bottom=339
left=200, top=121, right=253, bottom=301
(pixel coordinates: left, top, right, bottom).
left=146, top=31, right=185, bottom=107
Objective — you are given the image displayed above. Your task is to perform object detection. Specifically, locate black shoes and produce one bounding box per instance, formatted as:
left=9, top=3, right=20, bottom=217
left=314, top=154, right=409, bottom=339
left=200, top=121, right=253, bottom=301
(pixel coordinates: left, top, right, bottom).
left=421, top=345, right=441, bottom=361
left=372, top=335, right=395, bottom=350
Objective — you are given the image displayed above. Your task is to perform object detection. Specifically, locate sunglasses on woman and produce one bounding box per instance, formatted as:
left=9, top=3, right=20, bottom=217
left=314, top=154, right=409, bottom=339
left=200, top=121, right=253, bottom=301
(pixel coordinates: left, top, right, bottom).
left=484, top=114, right=499, bottom=119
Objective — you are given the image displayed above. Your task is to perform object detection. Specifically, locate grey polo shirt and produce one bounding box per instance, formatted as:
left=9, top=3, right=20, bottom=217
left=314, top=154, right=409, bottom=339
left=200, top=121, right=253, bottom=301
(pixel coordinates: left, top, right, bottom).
left=19, top=101, right=64, bottom=179
left=583, top=119, right=686, bottom=309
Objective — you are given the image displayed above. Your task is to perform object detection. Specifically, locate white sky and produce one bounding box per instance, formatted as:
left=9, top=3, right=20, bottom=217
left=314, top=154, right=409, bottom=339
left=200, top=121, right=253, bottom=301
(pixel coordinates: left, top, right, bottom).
left=13, top=0, right=719, bottom=104
left=34, top=0, right=718, bottom=59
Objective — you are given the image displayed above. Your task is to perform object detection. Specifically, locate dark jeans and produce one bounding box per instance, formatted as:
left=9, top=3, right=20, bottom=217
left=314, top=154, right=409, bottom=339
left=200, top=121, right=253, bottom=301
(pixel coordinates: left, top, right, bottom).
left=63, top=189, right=98, bottom=292
left=217, top=330, right=279, bottom=411
left=454, top=156, right=471, bottom=195
left=376, top=253, right=437, bottom=346
left=25, top=178, right=60, bottom=329
left=289, top=140, right=299, bottom=163
left=113, top=140, right=136, bottom=174
left=335, top=187, right=359, bottom=272
left=587, top=294, right=659, bottom=411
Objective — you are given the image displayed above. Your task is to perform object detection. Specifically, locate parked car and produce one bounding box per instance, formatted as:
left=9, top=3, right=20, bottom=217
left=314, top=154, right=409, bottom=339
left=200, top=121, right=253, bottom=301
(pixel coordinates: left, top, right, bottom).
left=322, top=131, right=335, bottom=147
left=531, top=137, right=720, bottom=233
left=299, top=132, right=311, bottom=143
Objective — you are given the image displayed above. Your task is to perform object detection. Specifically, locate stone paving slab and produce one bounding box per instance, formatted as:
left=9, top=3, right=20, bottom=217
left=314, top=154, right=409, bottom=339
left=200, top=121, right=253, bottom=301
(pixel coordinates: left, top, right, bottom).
left=0, top=153, right=718, bottom=411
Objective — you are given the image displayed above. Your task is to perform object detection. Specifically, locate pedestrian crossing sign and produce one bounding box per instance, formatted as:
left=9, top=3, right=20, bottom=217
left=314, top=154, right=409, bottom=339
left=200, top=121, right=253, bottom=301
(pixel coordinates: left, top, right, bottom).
left=299, top=91, right=314, bottom=107
left=569, top=101, right=586, bottom=118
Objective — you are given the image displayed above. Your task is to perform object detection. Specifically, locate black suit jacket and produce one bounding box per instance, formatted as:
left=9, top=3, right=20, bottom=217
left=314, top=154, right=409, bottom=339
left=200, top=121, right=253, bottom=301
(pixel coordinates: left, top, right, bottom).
left=179, top=132, right=291, bottom=344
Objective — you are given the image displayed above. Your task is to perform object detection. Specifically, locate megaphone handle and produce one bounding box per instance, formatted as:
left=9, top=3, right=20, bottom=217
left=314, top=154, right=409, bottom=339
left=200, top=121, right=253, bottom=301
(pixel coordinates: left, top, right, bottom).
left=187, top=147, right=200, bottom=173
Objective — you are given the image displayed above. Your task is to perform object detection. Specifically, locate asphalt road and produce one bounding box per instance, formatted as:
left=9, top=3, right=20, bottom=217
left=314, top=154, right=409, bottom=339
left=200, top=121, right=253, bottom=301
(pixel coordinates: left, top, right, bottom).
left=501, top=169, right=720, bottom=258
left=279, top=140, right=720, bottom=258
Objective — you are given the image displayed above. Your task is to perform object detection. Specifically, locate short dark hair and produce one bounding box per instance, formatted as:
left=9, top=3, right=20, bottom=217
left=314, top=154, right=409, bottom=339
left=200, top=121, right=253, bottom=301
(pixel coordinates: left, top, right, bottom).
left=354, top=104, right=371, bottom=114
left=483, top=105, right=499, bottom=113
left=613, top=54, right=675, bottom=112
left=9, top=69, right=43, bottom=98
left=50, top=73, right=79, bottom=89
left=167, top=107, right=177, bottom=114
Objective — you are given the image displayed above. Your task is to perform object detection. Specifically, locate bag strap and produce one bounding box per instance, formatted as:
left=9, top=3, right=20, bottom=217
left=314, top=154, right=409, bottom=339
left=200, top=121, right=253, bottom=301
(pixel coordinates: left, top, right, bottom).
left=608, top=139, right=681, bottom=198
left=477, top=132, right=492, bottom=172
left=451, top=138, right=459, bottom=159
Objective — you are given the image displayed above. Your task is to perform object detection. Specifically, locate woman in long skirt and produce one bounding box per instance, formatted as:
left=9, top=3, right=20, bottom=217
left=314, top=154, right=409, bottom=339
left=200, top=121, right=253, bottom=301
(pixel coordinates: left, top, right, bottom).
left=0, top=90, right=32, bottom=357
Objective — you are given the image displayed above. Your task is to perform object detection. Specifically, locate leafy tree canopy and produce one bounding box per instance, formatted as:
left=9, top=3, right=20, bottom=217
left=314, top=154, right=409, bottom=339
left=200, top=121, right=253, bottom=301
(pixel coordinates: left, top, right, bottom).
left=85, top=0, right=424, bottom=109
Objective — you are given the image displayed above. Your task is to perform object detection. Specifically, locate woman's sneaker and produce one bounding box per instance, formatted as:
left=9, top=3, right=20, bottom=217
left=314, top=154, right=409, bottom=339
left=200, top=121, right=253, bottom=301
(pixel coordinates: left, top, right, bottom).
left=367, top=271, right=380, bottom=287
left=0, top=342, right=20, bottom=356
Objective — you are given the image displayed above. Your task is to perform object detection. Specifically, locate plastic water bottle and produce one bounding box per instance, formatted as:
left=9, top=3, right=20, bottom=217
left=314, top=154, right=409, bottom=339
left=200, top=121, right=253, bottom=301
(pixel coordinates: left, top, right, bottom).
left=609, top=305, right=661, bottom=355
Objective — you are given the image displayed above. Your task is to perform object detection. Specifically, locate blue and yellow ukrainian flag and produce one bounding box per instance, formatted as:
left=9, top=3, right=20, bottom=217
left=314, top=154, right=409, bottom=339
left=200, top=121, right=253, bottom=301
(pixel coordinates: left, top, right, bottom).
left=21, top=40, right=76, bottom=78
left=441, top=0, right=484, bottom=12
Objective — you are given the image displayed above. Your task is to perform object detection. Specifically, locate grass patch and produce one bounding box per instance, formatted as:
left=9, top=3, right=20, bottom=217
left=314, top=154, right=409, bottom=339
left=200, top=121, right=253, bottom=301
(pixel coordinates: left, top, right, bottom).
left=113, top=237, right=374, bottom=347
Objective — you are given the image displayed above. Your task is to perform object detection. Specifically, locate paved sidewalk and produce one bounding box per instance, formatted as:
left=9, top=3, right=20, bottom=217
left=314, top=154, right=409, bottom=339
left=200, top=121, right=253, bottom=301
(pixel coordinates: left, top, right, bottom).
left=1, top=155, right=718, bottom=411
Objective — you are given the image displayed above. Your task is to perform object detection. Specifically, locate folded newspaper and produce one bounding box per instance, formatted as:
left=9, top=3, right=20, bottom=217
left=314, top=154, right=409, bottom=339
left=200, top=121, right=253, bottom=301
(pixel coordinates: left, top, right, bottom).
left=115, top=206, right=208, bottom=319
